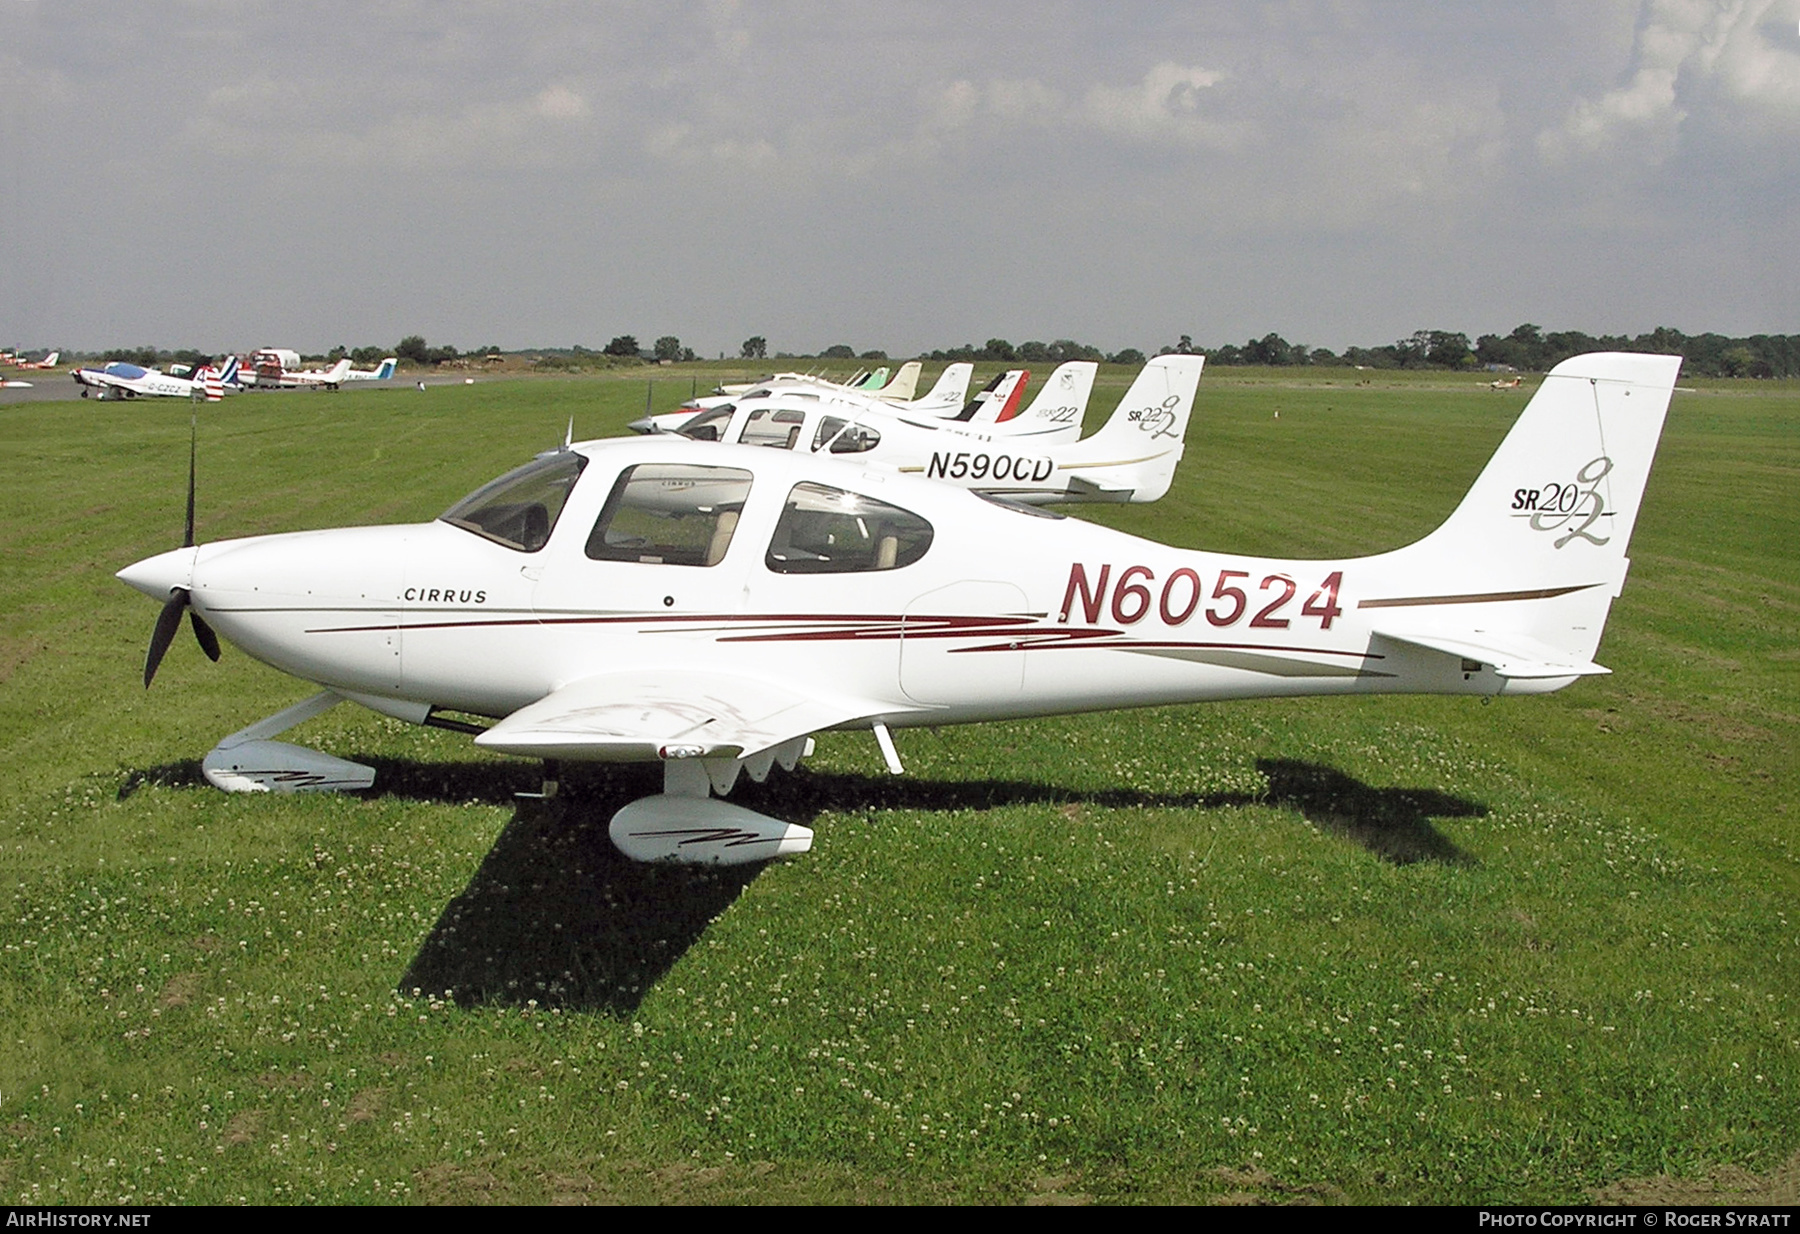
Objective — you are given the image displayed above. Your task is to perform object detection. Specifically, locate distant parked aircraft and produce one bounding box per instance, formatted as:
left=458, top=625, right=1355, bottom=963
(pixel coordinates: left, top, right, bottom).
left=341, top=358, right=398, bottom=382
left=72, top=357, right=238, bottom=401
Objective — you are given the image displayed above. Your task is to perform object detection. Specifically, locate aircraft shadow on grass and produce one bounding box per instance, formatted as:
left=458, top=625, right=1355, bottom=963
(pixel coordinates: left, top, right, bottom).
left=119, top=755, right=1483, bottom=1015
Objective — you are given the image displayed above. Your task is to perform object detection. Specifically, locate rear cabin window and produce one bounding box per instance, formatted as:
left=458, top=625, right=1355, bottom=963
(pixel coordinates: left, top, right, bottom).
left=742, top=407, right=806, bottom=449
left=585, top=464, right=753, bottom=566
left=440, top=451, right=588, bottom=552
left=765, top=482, right=933, bottom=574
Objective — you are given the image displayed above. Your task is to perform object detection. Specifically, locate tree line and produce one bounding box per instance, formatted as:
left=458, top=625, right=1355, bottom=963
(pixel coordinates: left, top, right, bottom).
left=1159, top=325, right=1800, bottom=379
left=54, top=323, right=1800, bottom=379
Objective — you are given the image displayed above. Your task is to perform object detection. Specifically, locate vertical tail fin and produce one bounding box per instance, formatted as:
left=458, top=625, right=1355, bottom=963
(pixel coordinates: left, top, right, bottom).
left=972, top=369, right=1031, bottom=424
left=1012, top=360, right=1097, bottom=433
left=1052, top=354, right=1204, bottom=503
left=911, top=362, right=973, bottom=410
left=873, top=360, right=922, bottom=401
left=1365, top=352, right=1681, bottom=680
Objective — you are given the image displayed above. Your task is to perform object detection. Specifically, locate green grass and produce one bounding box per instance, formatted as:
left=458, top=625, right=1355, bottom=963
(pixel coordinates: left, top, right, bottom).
left=1, top=366, right=1795, bottom=1204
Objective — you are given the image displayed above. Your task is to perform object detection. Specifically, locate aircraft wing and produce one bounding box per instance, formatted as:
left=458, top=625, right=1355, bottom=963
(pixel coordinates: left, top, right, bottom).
left=1372, top=628, right=1610, bottom=679
left=474, top=669, right=887, bottom=761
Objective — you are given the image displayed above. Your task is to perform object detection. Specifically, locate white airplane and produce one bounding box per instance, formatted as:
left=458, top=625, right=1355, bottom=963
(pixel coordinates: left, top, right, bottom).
left=652, top=361, right=1095, bottom=447
left=715, top=362, right=916, bottom=400
left=286, top=358, right=354, bottom=389
left=117, top=352, right=1677, bottom=865
left=639, top=362, right=1077, bottom=446
left=671, top=361, right=963, bottom=428
left=341, top=358, right=398, bottom=382
left=639, top=357, right=1183, bottom=503
left=72, top=356, right=239, bottom=400
left=640, top=366, right=1010, bottom=436
left=8, top=350, right=59, bottom=369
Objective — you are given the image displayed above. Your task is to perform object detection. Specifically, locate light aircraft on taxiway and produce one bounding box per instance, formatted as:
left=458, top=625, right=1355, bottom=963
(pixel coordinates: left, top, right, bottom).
left=72, top=355, right=239, bottom=400
left=117, top=352, right=1678, bottom=864
left=340, top=357, right=398, bottom=383
left=239, top=350, right=394, bottom=390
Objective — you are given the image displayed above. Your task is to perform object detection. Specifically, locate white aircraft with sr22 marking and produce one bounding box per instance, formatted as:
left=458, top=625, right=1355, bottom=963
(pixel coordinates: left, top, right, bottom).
left=665, top=361, right=981, bottom=427
left=116, top=352, right=1678, bottom=864
left=714, top=361, right=914, bottom=400
left=652, top=361, right=1096, bottom=448
left=638, top=357, right=1157, bottom=504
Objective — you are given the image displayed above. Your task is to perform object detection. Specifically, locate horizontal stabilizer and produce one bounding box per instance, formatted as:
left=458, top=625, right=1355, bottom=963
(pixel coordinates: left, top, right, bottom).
left=1374, top=628, right=1610, bottom=679
left=475, top=669, right=882, bottom=762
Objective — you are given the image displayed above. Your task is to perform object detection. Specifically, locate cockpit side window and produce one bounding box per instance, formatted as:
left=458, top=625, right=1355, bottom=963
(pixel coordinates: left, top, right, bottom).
left=677, top=407, right=734, bottom=441
left=812, top=416, right=881, bottom=454
left=585, top=464, right=753, bottom=566
left=440, top=451, right=588, bottom=552
left=765, top=482, right=933, bottom=574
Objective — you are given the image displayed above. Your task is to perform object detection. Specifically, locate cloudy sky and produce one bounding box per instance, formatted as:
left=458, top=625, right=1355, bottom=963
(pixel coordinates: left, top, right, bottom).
left=2, top=0, right=1796, bottom=357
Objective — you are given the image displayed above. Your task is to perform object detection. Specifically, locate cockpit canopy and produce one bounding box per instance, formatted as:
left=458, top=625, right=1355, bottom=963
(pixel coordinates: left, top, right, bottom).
left=440, top=451, right=587, bottom=552
left=442, top=448, right=935, bottom=573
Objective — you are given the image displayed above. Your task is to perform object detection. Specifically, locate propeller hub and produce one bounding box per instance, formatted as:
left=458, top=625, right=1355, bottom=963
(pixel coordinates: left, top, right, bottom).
left=116, top=545, right=198, bottom=601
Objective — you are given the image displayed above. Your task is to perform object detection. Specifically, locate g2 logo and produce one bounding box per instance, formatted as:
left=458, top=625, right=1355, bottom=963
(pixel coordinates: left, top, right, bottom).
left=1128, top=394, right=1183, bottom=439
left=1511, top=456, right=1613, bottom=547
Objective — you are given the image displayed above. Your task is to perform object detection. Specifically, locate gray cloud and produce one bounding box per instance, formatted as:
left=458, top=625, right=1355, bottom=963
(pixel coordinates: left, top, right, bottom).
left=1, top=0, right=1794, bottom=356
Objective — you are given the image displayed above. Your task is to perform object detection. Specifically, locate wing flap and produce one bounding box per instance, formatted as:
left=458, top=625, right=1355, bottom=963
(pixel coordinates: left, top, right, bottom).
left=474, top=670, right=883, bottom=762
left=1375, top=629, right=1610, bottom=679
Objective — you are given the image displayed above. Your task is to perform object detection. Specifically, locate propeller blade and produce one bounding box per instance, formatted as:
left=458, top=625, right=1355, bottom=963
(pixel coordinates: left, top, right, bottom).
left=145, top=587, right=190, bottom=688
left=190, top=610, right=222, bottom=662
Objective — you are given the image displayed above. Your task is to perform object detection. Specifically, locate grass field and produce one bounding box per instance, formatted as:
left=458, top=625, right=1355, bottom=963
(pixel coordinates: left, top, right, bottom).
left=2, top=364, right=1795, bottom=1204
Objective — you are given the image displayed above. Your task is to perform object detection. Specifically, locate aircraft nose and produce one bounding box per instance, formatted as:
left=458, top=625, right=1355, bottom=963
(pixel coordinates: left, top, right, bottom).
left=117, top=546, right=198, bottom=601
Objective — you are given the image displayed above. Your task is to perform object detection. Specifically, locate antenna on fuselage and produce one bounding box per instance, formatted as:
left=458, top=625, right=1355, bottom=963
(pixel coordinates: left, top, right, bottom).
left=564, top=416, right=574, bottom=450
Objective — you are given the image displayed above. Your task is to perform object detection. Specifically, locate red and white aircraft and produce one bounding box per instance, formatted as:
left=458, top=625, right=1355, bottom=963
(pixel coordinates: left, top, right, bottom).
left=118, top=352, right=1677, bottom=864
left=239, top=349, right=375, bottom=390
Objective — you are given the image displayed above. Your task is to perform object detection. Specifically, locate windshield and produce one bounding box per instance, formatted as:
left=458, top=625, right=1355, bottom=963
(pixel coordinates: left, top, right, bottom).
left=440, top=451, right=587, bottom=552
left=678, top=407, right=735, bottom=441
